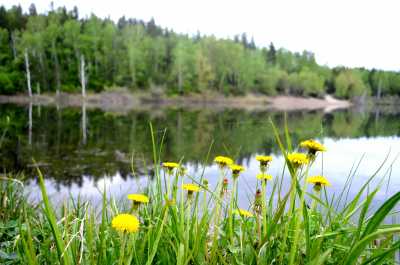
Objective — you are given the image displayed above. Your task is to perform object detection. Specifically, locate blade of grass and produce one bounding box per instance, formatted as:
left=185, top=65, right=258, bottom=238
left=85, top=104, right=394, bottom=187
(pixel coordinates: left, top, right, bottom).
left=354, top=188, right=380, bottom=241
left=343, top=227, right=400, bottom=265
left=35, top=163, right=72, bottom=265
left=361, top=191, right=400, bottom=239
left=359, top=239, right=400, bottom=265
left=146, top=206, right=169, bottom=265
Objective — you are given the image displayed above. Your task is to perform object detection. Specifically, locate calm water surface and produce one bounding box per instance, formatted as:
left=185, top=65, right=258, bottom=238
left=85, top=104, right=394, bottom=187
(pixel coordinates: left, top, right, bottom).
left=0, top=103, right=399, bottom=210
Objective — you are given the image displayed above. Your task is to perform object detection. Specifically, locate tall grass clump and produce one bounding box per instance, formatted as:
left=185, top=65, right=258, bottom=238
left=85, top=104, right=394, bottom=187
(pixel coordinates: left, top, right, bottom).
left=0, top=120, right=399, bottom=264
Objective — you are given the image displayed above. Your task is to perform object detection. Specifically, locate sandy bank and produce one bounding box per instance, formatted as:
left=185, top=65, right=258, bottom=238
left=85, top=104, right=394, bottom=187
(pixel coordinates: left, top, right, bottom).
left=0, top=91, right=351, bottom=113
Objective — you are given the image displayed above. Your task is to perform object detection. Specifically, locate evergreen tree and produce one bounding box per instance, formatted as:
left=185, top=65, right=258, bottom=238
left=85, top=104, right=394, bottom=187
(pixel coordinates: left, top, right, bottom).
left=267, top=42, right=276, bottom=65
left=28, top=4, right=37, bottom=16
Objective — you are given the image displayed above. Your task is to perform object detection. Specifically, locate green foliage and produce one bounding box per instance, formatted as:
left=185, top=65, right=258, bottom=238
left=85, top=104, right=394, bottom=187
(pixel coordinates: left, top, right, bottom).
left=0, top=123, right=399, bottom=264
left=288, top=68, right=325, bottom=97
left=0, top=72, right=13, bottom=92
left=334, top=69, right=369, bottom=99
left=171, top=38, right=197, bottom=94
left=255, top=67, right=283, bottom=95
left=298, top=68, right=325, bottom=96
left=0, top=5, right=400, bottom=98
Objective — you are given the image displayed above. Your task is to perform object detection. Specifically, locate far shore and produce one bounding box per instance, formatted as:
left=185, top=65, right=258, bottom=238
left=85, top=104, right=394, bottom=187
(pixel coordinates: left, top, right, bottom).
left=0, top=91, right=352, bottom=113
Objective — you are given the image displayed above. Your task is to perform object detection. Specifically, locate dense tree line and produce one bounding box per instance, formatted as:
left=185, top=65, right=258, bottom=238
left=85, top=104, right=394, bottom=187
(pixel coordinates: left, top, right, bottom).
left=1, top=4, right=400, bottom=99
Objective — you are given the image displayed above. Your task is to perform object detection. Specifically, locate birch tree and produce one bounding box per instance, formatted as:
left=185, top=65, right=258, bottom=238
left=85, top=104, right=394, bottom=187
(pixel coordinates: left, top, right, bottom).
left=24, top=48, right=32, bottom=97
left=80, top=54, right=86, bottom=98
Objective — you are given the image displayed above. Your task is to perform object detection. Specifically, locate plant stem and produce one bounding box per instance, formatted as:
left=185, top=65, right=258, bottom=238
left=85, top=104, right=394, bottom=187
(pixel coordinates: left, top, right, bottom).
left=279, top=170, right=297, bottom=263
left=288, top=165, right=310, bottom=265
left=256, top=213, right=261, bottom=243
left=311, top=189, right=321, bottom=212
left=118, top=232, right=127, bottom=265
left=261, top=180, right=267, bottom=237
left=167, top=172, right=172, bottom=199
left=229, top=177, right=238, bottom=245
left=211, top=168, right=225, bottom=261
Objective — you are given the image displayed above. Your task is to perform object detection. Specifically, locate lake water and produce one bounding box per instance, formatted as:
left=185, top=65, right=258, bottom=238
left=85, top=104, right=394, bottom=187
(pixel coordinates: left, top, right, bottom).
left=0, top=103, right=399, bottom=211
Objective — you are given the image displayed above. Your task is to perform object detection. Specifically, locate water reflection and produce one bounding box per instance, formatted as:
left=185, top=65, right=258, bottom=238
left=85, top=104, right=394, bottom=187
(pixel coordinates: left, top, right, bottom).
left=82, top=101, right=87, bottom=145
left=28, top=103, right=32, bottom=145
left=24, top=137, right=400, bottom=210
left=0, top=104, right=399, bottom=205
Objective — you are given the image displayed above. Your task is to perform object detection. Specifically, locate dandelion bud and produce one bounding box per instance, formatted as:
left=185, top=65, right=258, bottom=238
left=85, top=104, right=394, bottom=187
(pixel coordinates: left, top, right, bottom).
left=178, top=166, right=187, bottom=177
left=222, top=178, right=229, bottom=195
left=203, top=179, right=209, bottom=188
left=253, top=189, right=262, bottom=214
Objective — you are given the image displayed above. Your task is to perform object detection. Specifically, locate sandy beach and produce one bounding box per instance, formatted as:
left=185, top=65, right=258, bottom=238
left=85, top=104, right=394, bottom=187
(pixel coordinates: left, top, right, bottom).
left=0, top=91, right=351, bottom=113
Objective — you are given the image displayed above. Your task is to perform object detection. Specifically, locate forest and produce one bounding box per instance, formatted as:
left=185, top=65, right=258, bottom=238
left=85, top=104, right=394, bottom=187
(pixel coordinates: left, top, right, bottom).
left=1, top=4, right=400, bottom=99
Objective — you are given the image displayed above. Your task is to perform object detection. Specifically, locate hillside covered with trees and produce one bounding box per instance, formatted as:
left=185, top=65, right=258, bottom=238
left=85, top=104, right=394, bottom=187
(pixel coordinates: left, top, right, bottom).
left=1, top=4, right=400, bottom=99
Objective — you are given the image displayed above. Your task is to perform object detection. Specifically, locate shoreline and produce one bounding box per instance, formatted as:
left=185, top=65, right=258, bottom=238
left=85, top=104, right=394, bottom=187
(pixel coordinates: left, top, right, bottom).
left=0, top=91, right=352, bottom=113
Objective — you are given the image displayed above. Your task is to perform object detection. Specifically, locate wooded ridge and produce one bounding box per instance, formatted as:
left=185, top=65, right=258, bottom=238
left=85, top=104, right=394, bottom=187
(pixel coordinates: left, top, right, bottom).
left=1, top=4, right=400, bottom=99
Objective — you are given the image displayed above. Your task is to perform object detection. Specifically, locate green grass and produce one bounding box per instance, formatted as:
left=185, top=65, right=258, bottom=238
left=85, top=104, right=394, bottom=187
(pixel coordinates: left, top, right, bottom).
left=0, top=120, right=399, bottom=265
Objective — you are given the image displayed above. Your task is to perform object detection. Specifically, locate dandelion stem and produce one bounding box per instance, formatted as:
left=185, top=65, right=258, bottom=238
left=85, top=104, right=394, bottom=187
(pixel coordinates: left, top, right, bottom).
left=211, top=168, right=225, bottom=260
left=261, top=180, right=267, bottom=237
left=229, top=176, right=238, bottom=245
left=185, top=195, right=192, bottom=255
left=118, top=232, right=127, bottom=265
left=289, top=164, right=310, bottom=265
left=311, top=189, right=321, bottom=212
left=280, top=164, right=298, bottom=264
left=256, top=213, right=261, bottom=243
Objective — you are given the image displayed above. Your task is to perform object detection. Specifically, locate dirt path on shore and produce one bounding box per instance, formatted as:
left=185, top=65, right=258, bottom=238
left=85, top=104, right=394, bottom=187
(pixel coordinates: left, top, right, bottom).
left=0, top=92, right=351, bottom=113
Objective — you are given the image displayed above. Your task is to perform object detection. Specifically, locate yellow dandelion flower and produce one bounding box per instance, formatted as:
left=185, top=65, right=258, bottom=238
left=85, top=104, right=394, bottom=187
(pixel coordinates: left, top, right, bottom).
left=287, top=153, right=309, bottom=168
left=111, top=214, right=140, bottom=233
left=230, top=164, right=245, bottom=176
left=214, top=156, right=234, bottom=167
left=233, top=209, right=254, bottom=218
left=162, top=162, right=180, bottom=170
left=256, top=155, right=273, bottom=166
left=300, top=139, right=326, bottom=155
left=256, top=173, right=273, bottom=181
left=307, top=176, right=331, bottom=187
left=127, top=194, right=149, bottom=203
left=182, top=183, right=201, bottom=193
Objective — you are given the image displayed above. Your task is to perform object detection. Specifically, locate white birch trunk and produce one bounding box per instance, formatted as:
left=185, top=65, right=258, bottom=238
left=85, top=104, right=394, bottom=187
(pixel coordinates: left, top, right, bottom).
left=24, top=49, right=32, bottom=98
left=80, top=54, right=86, bottom=98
